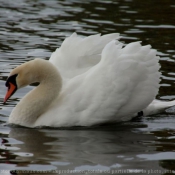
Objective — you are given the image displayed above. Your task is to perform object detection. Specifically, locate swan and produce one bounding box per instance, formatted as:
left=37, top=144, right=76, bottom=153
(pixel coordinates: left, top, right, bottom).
left=4, top=33, right=175, bottom=127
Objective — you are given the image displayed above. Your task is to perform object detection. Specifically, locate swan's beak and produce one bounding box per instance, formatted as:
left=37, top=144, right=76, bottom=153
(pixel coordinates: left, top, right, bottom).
left=4, top=74, right=18, bottom=104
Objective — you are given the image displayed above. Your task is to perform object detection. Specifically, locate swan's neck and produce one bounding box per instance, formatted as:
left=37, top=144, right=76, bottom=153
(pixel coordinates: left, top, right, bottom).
left=9, top=60, right=62, bottom=127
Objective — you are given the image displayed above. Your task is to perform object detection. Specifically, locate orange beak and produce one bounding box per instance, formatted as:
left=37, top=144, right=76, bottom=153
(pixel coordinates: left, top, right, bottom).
left=4, top=82, right=17, bottom=104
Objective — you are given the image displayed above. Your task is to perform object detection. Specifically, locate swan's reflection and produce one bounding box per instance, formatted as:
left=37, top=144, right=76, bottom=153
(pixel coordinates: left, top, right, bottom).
left=8, top=123, right=158, bottom=172
left=9, top=128, right=57, bottom=162
left=6, top=122, right=175, bottom=174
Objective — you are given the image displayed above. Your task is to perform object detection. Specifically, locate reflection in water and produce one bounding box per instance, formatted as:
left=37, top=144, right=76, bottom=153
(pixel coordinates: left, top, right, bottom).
left=153, top=129, right=175, bottom=172
left=1, top=123, right=174, bottom=174
left=0, top=0, right=175, bottom=174
left=9, top=128, right=57, bottom=162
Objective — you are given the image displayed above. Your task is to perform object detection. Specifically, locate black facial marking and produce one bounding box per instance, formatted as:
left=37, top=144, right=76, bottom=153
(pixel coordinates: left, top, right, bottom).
left=5, top=74, right=18, bottom=88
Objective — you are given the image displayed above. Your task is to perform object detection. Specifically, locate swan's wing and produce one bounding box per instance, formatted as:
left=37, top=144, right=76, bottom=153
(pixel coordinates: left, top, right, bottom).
left=49, top=33, right=120, bottom=79
left=58, top=40, right=160, bottom=125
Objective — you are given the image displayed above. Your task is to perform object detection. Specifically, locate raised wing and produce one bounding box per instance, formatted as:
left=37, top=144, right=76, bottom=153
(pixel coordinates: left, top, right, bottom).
left=60, top=40, right=161, bottom=125
left=49, top=33, right=120, bottom=79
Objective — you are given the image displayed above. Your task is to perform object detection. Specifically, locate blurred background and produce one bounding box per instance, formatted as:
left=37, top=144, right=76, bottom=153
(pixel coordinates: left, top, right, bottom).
left=0, top=0, right=175, bottom=174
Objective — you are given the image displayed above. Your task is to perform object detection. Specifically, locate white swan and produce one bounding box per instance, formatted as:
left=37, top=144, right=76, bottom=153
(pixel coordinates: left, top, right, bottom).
left=4, top=33, right=175, bottom=127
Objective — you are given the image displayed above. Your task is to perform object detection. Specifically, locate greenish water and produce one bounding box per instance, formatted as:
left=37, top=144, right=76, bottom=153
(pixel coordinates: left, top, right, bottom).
left=0, top=0, right=175, bottom=175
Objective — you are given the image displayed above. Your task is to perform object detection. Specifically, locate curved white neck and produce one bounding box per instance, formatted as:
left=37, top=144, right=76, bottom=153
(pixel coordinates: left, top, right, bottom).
left=9, top=60, right=62, bottom=127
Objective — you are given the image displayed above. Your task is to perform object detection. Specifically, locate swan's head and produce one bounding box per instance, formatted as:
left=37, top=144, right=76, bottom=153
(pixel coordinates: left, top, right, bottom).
left=4, top=58, right=57, bottom=103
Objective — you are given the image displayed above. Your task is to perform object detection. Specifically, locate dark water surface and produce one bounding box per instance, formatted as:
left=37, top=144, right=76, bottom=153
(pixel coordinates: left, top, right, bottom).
left=0, top=0, right=175, bottom=175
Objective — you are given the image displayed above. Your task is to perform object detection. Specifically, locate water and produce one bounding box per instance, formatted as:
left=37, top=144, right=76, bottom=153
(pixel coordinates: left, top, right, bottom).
left=0, top=0, right=175, bottom=174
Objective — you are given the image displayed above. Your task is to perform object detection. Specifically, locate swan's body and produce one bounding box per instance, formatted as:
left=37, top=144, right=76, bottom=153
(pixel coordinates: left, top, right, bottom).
left=4, top=33, right=175, bottom=127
